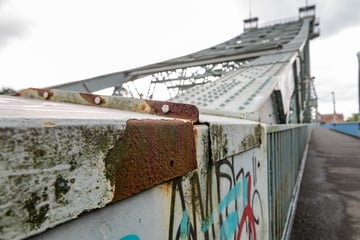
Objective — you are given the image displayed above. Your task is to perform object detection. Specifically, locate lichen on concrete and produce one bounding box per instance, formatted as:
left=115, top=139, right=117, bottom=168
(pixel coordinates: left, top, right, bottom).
left=54, top=175, right=70, bottom=204
left=24, top=192, right=49, bottom=230
left=210, top=124, right=228, bottom=161
left=0, top=119, right=126, bottom=240
left=210, top=122, right=263, bottom=162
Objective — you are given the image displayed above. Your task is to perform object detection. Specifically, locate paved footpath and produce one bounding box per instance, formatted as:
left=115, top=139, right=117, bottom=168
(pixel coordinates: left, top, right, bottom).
left=291, top=128, right=360, bottom=240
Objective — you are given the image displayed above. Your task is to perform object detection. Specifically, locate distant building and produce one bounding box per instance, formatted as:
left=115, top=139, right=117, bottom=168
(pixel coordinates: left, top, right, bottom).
left=318, top=113, right=345, bottom=124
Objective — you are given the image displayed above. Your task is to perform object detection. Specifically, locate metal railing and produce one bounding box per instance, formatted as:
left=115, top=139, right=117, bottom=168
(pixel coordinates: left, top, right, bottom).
left=266, top=124, right=313, bottom=240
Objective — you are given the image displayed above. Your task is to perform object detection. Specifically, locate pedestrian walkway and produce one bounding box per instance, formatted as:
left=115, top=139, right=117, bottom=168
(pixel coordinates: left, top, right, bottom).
left=291, top=128, right=360, bottom=240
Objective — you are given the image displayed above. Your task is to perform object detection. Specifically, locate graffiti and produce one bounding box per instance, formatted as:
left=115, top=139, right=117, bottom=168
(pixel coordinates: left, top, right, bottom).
left=216, top=157, right=263, bottom=240
left=237, top=174, right=258, bottom=240
left=119, top=234, right=140, bottom=240
left=180, top=211, right=190, bottom=239
left=168, top=177, right=198, bottom=240
left=169, top=150, right=264, bottom=240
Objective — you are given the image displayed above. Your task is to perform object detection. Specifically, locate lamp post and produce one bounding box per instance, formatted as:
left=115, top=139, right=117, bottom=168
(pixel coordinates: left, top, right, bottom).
left=331, top=91, right=336, bottom=124
left=357, top=52, right=360, bottom=123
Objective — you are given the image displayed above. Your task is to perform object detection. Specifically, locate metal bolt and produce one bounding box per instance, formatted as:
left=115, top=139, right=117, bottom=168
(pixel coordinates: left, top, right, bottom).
left=161, top=104, right=170, bottom=113
left=94, top=96, right=101, bottom=105
left=42, top=91, right=49, bottom=99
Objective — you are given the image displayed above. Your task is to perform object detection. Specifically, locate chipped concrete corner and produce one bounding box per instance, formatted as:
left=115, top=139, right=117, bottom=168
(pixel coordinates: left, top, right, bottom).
left=0, top=115, right=197, bottom=240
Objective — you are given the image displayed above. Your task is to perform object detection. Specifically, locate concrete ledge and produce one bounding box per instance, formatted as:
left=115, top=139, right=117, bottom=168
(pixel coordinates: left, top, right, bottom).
left=0, top=96, right=197, bottom=240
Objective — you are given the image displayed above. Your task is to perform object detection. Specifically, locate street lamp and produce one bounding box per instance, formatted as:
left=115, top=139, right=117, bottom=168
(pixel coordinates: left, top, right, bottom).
left=331, top=91, right=336, bottom=124
left=357, top=52, right=360, bottom=123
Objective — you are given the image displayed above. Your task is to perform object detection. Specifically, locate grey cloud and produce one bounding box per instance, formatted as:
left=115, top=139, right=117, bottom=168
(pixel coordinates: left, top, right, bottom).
left=0, top=18, right=27, bottom=46
left=316, top=0, right=360, bottom=37
left=0, top=0, right=28, bottom=49
left=248, top=0, right=360, bottom=38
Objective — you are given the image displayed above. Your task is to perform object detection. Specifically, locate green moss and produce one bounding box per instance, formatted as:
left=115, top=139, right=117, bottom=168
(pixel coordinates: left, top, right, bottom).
left=5, top=210, right=13, bottom=216
left=33, top=149, right=46, bottom=158
left=54, top=175, right=70, bottom=204
left=42, top=187, right=48, bottom=201
left=24, top=192, right=49, bottom=230
left=104, top=136, right=125, bottom=185
left=255, top=124, right=262, bottom=144
left=69, top=158, right=77, bottom=171
left=210, top=125, right=228, bottom=160
left=80, top=126, right=115, bottom=154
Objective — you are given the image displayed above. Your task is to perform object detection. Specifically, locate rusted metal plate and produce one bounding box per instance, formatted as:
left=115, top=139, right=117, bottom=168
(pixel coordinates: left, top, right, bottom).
left=16, top=88, right=199, bottom=122
left=145, top=100, right=199, bottom=122
left=105, top=119, right=197, bottom=202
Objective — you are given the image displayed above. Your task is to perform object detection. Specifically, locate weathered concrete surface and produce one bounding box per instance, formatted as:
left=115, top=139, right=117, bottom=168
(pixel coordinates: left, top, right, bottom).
left=291, top=128, right=360, bottom=240
left=0, top=96, right=197, bottom=240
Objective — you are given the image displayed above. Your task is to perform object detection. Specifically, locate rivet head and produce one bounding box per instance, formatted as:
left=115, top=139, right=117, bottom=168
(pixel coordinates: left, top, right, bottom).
left=43, top=91, right=49, bottom=99
left=161, top=104, right=170, bottom=113
left=94, top=96, right=101, bottom=105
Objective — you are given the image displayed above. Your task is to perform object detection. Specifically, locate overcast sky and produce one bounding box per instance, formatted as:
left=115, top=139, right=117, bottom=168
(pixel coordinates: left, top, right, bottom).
left=0, top=0, right=359, bottom=118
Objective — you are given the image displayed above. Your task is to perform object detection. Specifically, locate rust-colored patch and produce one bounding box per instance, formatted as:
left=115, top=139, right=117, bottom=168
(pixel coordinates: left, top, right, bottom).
left=79, top=93, right=104, bottom=105
left=105, top=119, right=197, bottom=202
left=16, top=88, right=198, bottom=121
left=132, top=102, right=152, bottom=113
left=16, top=88, right=53, bottom=99
left=42, top=121, right=57, bottom=127
left=36, top=88, right=53, bottom=99
left=158, top=181, right=172, bottom=196
left=146, top=100, right=199, bottom=122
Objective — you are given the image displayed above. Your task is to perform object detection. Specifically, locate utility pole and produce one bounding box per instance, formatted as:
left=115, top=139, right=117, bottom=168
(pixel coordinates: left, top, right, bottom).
left=331, top=91, right=336, bottom=124
left=249, top=0, right=252, bottom=18
left=357, top=52, right=360, bottom=123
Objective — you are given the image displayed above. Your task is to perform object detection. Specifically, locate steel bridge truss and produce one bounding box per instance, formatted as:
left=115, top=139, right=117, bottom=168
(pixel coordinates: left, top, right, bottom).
left=49, top=5, right=319, bottom=124
left=112, top=60, right=249, bottom=99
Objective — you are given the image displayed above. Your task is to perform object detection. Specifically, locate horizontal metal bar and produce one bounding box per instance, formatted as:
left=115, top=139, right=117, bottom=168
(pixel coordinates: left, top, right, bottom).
left=16, top=88, right=200, bottom=122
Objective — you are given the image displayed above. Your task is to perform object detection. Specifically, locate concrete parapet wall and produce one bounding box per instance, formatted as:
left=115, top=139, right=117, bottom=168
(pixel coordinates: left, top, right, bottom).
left=0, top=95, right=311, bottom=240
left=0, top=96, right=197, bottom=239
left=27, top=123, right=270, bottom=240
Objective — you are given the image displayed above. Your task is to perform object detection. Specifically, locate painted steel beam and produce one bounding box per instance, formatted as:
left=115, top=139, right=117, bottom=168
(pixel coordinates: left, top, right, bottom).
left=16, top=88, right=199, bottom=122
left=49, top=72, right=128, bottom=92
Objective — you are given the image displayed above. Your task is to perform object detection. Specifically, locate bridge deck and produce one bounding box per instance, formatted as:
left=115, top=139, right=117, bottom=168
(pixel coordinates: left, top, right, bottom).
left=291, top=128, right=360, bottom=239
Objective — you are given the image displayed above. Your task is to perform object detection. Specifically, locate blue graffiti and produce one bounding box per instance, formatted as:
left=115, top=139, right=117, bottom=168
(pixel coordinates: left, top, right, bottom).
left=201, top=213, right=214, bottom=232
left=180, top=211, right=190, bottom=239
left=119, top=234, right=140, bottom=240
left=220, top=211, right=239, bottom=240
left=218, top=175, right=252, bottom=239
left=218, top=182, right=241, bottom=213
left=242, top=176, right=248, bottom=208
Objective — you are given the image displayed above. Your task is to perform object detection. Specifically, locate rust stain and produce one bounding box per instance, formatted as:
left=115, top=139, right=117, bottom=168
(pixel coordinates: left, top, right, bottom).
left=16, top=88, right=198, bottom=121
left=140, top=104, right=147, bottom=111
left=104, top=119, right=197, bottom=202
left=158, top=181, right=172, bottom=196
left=79, top=93, right=104, bottom=105
left=16, top=88, right=53, bottom=99
left=132, top=102, right=153, bottom=113
left=146, top=100, right=199, bottom=122
left=42, top=121, right=57, bottom=127
left=35, top=88, right=53, bottom=99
